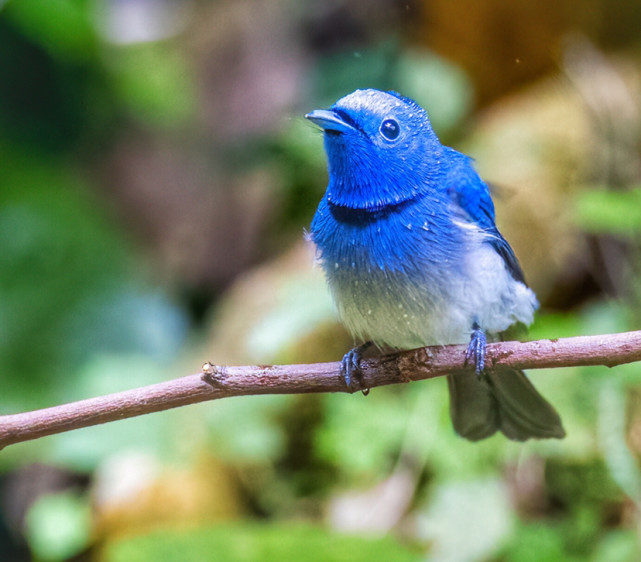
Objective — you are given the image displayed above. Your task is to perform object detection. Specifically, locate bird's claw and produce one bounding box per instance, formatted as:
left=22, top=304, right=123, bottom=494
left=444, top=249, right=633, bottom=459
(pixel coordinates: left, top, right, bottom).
left=341, top=342, right=372, bottom=395
left=465, top=325, right=487, bottom=375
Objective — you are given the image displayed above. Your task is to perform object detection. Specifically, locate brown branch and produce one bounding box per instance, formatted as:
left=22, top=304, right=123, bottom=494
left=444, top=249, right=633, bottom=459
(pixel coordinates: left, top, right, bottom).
left=1, top=330, right=641, bottom=449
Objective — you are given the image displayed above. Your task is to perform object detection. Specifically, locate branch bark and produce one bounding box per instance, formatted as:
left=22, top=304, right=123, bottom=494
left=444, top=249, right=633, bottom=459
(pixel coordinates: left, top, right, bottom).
left=1, top=330, right=641, bottom=449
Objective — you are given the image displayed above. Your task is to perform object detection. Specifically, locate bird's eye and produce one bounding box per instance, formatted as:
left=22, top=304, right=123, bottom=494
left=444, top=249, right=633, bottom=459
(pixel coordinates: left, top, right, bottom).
left=380, top=118, right=400, bottom=141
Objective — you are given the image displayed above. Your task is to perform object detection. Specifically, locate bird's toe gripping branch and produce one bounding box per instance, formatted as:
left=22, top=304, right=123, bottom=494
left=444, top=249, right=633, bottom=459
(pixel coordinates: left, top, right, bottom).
left=341, top=342, right=373, bottom=395
left=465, top=324, right=487, bottom=375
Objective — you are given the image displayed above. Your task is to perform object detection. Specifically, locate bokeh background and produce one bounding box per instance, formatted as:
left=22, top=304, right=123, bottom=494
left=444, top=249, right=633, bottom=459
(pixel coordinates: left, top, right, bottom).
left=1, top=0, right=641, bottom=560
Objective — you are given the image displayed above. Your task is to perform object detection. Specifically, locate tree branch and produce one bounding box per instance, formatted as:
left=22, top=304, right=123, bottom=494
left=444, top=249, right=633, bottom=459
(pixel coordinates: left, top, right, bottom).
left=1, top=330, right=641, bottom=449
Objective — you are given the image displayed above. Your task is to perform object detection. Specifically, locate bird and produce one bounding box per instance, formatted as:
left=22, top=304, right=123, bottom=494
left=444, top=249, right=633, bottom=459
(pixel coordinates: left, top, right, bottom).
left=305, top=88, right=565, bottom=441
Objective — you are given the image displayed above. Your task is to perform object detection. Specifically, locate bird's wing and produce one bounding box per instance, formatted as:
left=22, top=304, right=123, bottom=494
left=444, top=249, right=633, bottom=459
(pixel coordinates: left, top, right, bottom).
left=445, top=151, right=526, bottom=284
left=488, top=231, right=527, bottom=284
left=444, top=150, right=496, bottom=228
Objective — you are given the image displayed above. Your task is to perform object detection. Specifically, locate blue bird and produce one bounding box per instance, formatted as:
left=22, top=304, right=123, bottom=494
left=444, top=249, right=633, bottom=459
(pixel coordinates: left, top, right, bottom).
left=306, top=88, right=565, bottom=441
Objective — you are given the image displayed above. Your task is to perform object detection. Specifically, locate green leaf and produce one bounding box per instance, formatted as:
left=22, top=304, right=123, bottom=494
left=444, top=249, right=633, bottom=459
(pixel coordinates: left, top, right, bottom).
left=203, top=394, right=291, bottom=463
left=417, top=478, right=513, bottom=562
left=316, top=389, right=413, bottom=479
left=5, top=0, right=96, bottom=60
left=574, top=186, right=641, bottom=236
left=592, top=530, right=641, bottom=562
left=598, top=380, right=641, bottom=505
left=101, top=522, right=422, bottom=562
left=107, top=43, right=195, bottom=128
left=25, top=490, right=91, bottom=561
left=507, top=522, right=576, bottom=562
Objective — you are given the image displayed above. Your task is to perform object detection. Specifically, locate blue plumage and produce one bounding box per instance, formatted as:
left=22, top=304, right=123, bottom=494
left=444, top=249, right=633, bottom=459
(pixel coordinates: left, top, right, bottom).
left=307, top=89, right=564, bottom=441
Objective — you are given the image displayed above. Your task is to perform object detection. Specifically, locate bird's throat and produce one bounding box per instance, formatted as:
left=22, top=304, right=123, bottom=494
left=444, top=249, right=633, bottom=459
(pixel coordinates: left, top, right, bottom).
left=326, top=173, right=427, bottom=211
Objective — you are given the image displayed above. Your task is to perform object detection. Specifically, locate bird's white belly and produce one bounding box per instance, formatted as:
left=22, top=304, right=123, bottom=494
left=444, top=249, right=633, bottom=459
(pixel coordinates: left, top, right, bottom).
left=327, top=242, right=537, bottom=349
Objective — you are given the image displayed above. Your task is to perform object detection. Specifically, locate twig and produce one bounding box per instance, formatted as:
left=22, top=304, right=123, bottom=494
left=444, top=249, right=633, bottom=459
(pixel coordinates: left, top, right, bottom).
left=1, top=331, right=641, bottom=449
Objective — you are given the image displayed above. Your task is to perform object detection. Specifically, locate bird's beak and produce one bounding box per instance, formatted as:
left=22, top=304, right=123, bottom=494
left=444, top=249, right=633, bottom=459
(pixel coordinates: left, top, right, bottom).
left=305, top=109, right=354, bottom=133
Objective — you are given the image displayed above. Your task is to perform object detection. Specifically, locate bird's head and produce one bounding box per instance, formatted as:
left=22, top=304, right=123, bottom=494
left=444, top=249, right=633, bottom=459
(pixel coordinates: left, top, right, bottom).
left=306, top=89, right=444, bottom=210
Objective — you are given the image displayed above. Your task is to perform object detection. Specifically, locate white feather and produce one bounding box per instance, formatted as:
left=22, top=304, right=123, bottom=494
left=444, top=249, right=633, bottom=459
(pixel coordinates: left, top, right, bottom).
left=328, top=224, right=537, bottom=349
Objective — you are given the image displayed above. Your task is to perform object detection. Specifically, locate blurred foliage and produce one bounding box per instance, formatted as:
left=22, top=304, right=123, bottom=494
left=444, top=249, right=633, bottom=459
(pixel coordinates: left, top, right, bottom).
left=24, top=490, right=91, bottom=561
left=575, top=186, right=641, bottom=236
left=107, top=43, right=196, bottom=128
left=101, top=523, right=422, bottom=562
left=0, top=0, right=641, bottom=561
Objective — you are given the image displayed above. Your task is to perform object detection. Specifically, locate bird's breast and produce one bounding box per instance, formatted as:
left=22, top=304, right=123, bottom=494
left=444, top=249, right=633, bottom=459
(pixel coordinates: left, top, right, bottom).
left=311, top=195, right=461, bottom=274
left=310, top=193, right=537, bottom=348
left=310, top=195, right=469, bottom=347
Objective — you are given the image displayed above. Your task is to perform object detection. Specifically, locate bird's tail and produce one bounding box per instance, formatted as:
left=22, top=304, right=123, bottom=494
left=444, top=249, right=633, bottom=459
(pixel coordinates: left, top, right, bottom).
left=447, top=367, right=565, bottom=441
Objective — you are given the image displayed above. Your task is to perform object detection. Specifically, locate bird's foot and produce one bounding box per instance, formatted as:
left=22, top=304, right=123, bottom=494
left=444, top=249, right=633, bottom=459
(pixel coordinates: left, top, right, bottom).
left=465, top=324, right=487, bottom=375
left=341, top=342, right=373, bottom=395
